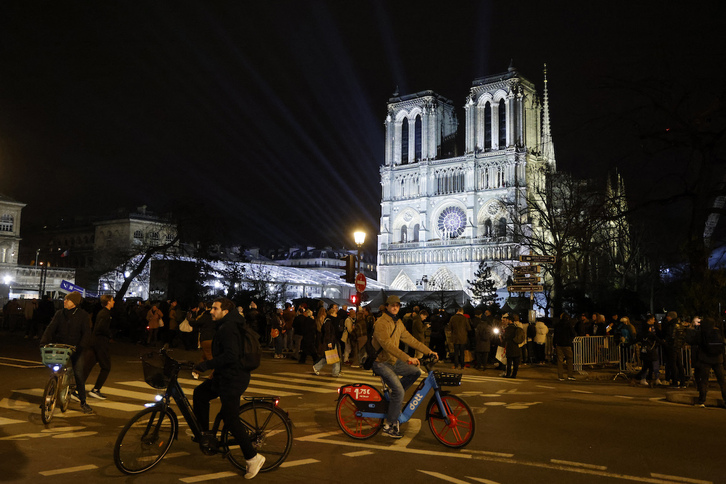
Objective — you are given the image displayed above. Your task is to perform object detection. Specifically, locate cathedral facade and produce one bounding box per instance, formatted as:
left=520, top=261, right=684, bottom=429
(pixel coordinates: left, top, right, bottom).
left=377, top=65, right=556, bottom=297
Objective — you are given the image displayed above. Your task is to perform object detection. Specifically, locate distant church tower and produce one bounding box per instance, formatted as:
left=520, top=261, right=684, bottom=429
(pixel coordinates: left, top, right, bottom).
left=377, top=64, right=556, bottom=295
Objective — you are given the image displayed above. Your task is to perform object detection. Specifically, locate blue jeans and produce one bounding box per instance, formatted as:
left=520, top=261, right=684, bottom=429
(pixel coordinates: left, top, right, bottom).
left=372, top=359, right=421, bottom=424
left=313, top=344, right=341, bottom=377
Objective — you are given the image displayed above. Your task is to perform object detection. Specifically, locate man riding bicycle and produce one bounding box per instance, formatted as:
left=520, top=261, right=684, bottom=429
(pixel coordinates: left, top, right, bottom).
left=192, top=297, right=264, bottom=479
left=371, top=295, right=437, bottom=438
left=39, top=291, right=93, bottom=414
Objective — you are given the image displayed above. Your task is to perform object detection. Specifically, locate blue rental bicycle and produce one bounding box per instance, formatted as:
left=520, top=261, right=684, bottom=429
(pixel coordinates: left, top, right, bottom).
left=336, top=355, right=475, bottom=448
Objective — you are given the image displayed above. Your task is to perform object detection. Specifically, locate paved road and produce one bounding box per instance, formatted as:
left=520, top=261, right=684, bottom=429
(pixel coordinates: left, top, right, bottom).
left=0, top=333, right=722, bottom=484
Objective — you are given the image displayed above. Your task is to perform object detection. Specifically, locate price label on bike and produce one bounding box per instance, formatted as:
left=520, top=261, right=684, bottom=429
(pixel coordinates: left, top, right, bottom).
left=342, top=384, right=381, bottom=401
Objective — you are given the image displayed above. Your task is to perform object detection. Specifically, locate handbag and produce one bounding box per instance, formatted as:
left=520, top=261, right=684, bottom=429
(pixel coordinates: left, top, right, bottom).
left=495, top=346, right=507, bottom=365
left=325, top=348, right=340, bottom=365
left=179, top=319, right=193, bottom=333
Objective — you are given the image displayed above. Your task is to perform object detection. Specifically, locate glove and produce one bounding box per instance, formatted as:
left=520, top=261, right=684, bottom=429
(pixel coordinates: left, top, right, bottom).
left=193, top=362, right=206, bottom=373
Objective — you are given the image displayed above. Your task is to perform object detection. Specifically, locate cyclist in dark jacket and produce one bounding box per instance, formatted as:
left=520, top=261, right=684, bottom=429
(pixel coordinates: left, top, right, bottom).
left=192, top=297, right=264, bottom=479
left=40, top=291, right=93, bottom=413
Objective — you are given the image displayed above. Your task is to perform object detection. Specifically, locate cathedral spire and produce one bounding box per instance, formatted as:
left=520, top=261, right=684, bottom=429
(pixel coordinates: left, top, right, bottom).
left=541, top=63, right=556, bottom=168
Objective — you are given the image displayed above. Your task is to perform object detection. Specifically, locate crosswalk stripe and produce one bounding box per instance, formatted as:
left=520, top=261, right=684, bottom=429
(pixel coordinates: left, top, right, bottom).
left=118, top=380, right=302, bottom=397
left=0, top=398, right=83, bottom=418
left=0, top=416, right=26, bottom=426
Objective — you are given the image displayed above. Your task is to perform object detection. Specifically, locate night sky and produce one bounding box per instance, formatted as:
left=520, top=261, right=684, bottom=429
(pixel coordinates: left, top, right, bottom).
left=0, top=1, right=724, bottom=251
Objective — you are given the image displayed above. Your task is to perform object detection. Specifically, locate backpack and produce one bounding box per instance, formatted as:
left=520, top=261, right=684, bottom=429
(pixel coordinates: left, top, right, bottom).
left=238, top=324, right=262, bottom=371
left=513, top=326, right=525, bottom=345
left=702, top=326, right=725, bottom=357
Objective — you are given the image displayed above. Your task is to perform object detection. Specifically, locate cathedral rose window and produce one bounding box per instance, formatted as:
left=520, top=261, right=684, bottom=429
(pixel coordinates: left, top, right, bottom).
left=438, top=206, right=466, bottom=239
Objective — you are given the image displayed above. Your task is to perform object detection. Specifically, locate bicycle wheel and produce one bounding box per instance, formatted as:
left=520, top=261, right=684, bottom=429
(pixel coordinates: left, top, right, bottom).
left=114, top=406, right=177, bottom=474
left=40, top=376, right=58, bottom=424
left=336, top=394, right=382, bottom=439
left=426, top=394, right=475, bottom=448
left=223, top=402, right=292, bottom=473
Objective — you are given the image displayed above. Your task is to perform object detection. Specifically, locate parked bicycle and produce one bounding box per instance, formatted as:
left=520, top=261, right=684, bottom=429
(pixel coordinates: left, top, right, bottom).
left=39, top=344, right=76, bottom=424
left=114, top=348, right=292, bottom=475
left=336, top=354, right=475, bottom=448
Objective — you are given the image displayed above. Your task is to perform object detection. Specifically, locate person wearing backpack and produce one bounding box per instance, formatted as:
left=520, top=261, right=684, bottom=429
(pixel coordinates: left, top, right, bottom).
left=694, top=316, right=726, bottom=407
left=192, top=297, right=265, bottom=479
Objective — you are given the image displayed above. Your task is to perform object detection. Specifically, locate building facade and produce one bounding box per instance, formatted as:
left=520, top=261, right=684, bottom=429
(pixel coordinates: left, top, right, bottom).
left=377, top=65, right=556, bottom=296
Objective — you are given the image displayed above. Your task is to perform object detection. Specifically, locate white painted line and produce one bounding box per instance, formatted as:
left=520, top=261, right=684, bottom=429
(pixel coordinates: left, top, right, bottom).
left=300, top=433, right=696, bottom=484
left=0, top=356, right=43, bottom=364
left=651, top=473, right=713, bottom=484
left=394, top=418, right=421, bottom=448
left=550, top=459, right=606, bottom=470
left=344, top=450, right=375, bottom=457
left=536, top=385, right=556, bottom=389
left=261, top=374, right=354, bottom=389
left=164, top=451, right=191, bottom=459
left=51, top=431, right=98, bottom=439
left=614, top=395, right=634, bottom=399
left=179, top=472, right=238, bottom=482
left=419, top=470, right=470, bottom=483
left=571, top=390, right=593, bottom=394
left=279, top=458, right=320, bottom=468
left=0, top=398, right=83, bottom=418
left=39, top=464, right=98, bottom=476
left=461, top=449, right=514, bottom=458
left=0, top=416, right=26, bottom=426
left=119, top=380, right=302, bottom=397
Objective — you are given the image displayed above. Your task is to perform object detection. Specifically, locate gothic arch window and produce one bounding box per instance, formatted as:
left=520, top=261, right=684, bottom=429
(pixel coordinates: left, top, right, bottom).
left=484, top=102, right=492, bottom=150
left=0, top=214, right=13, bottom=232
left=498, top=218, right=507, bottom=237
left=401, top=118, right=409, bottom=164
left=414, top=115, right=422, bottom=161
left=401, top=225, right=408, bottom=243
left=498, top=99, right=506, bottom=148
left=484, top=219, right=492, bottom=236
left=413, top=224, right=420, bottom=242
left=437, top=206, right=466, bottom=239
left=134, top=230, right=143, bottom=239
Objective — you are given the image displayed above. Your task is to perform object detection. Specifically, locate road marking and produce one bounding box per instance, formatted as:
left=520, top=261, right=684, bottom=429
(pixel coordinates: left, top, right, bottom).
left=39, top=465, right=98, bottom=476
left=0, top=416, right=25, bottom=426
left=344, top=450, right=375, bottom=457
left=468, top=478, right=503, bottom=484
left=175, top=378, right=303, bottom=397
left=536, top=385, right=556, bottom=389
left=614, top=395, right=634, bottom=399
left=571, top=390, right=594, bottom=394
left=279, top=458, right=320, bottom=468
left=395, top=418, right=421, bottom=448
left=52, top=431, right=97, bottom=438
left=650, top=473, right=713, bottom=484
left=259, top=374, right=351, bottom=389
left=300, top=433, right=704, bottom=484
left=551, top=459, right=607, bottom=470
left=179, top=472, right=238, bottom=482
left=419, top=470, right=471, bottom=483
left=0, top=356, right=45, bottom=368
left=461, top=449, right=514, bottom=458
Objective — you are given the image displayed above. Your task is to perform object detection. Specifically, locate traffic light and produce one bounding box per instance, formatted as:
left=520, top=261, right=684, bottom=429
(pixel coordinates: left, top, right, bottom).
left=350, top=293, right=359, bottom=305
left=340, top=254, right=356, bottom=283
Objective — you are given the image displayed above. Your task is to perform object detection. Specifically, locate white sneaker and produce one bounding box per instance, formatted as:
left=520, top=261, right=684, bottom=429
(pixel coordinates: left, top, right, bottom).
left=244, top=453, right=265, bottom=479
left=639, top=379, right=648, bottom=386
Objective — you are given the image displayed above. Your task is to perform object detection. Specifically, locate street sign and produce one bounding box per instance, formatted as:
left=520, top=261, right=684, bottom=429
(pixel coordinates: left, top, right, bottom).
left=513, top=265, right=540, bottom=275
left=508, top=285, right=544, bottom=292
left=355, top=273, right=367, bottom=293
left=519, top=255, right=556, bottom=263
left=513, top=276, right=541, bottom=284
left=60, top=279, right=98, bottom=298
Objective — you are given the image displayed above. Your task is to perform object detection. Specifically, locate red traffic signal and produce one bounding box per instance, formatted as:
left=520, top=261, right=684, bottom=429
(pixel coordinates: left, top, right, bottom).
left=350, top=294, right=359, bottom=305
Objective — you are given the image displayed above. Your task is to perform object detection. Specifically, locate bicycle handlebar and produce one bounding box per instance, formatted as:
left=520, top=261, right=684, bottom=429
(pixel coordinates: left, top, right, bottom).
left=419, top=354, right=439, bottom=371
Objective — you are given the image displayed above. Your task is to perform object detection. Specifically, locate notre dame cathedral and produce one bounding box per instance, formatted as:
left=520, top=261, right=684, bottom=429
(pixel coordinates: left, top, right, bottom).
left=377, top=64, right=556, bottom=296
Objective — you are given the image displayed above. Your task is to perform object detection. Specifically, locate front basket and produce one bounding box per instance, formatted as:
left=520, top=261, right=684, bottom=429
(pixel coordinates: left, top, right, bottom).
left=434, top=371, right=462, bottom=387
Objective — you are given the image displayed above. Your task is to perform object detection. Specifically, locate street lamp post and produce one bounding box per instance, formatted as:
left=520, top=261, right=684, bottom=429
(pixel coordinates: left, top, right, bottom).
left=353, top=231, right=366, bottom=313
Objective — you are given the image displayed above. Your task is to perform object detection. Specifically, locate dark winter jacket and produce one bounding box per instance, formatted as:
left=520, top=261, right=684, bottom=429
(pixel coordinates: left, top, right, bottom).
left=40, top=307, right=92, bottom=349
left=475, top=320, right=492, bottom=352
left=195, top=311, right=249, bottom=396
left=502, top=323, right=522, bottom=357
left=553, top=318, right=576, bottom=347
left=92, top=307, right=113, bottom=343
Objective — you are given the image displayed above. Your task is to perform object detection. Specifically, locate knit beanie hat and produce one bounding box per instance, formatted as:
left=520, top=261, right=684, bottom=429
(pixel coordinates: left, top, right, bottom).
left=65, top=291, right=82, bottom=306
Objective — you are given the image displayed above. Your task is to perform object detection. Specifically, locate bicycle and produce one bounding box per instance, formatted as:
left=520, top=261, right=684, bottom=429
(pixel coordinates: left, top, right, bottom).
left=336, top=354, right=475, bottom=448
left=113, top=348, right=292, bottom=475
left=39, top=344, right=76, bottom=424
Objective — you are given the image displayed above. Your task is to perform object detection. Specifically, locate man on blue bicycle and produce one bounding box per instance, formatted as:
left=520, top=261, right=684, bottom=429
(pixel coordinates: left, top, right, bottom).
left=371, top=295, right=437, bottom=438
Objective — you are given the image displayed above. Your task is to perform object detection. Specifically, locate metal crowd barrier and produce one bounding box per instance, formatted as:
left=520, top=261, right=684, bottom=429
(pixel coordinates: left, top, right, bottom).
left=573, top=336, right=620, bottom=371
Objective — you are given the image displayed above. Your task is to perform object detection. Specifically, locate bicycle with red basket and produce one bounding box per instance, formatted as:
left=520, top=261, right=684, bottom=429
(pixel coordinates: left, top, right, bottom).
left=336, top=354, right=475, bottom=447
